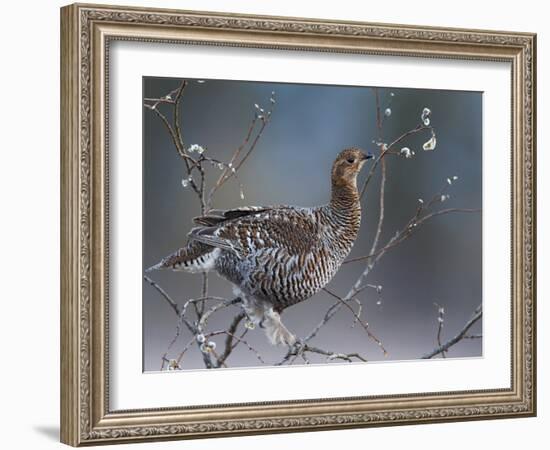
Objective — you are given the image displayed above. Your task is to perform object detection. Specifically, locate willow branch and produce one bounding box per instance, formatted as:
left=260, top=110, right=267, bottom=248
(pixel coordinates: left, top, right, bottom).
left=434, top=302, right=446, bottom=358
left=209, top=325, right=265, bottom=366
left=343, top=207, right=481, bottom=265
left=217, top=313, right=246, bottom=366
left=208, top=114, right=258, bottom=202
left=207, top=98, right=275, bottom=209
left=322, top=288, right=388, bottom=355
left=359, top=124, right=432, bottom=199
left=278, top=343, right=368, bottom=366
left=370, top=88, right=386, bottom=257
left=144, top=275, right=180, bottom=316
left=422, top=304, right=482, bottom=359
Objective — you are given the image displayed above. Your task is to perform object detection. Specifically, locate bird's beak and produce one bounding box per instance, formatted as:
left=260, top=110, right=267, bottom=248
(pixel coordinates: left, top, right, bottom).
left=361, top=152, right=374, bottom=161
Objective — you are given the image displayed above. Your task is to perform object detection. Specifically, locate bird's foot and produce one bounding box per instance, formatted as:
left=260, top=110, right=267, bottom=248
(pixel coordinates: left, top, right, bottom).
left=241, top=300, right=259, bottom=330
left=262, top=309, right=296, bottom=346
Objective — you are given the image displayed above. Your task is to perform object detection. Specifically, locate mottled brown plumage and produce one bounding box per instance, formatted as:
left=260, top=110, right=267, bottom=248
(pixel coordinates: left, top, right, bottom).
left=148, top=148, right=372, bottom=345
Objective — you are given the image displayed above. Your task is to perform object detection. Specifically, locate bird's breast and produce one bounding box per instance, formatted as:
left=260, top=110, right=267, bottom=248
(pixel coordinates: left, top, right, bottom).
left=213, top=206, right=361, bottom=310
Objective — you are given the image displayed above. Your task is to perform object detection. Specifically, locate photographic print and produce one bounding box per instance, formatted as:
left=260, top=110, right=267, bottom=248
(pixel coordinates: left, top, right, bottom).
left=143, top=78, right=482, bottom=372
left=61, top=5, right=535, bottom=444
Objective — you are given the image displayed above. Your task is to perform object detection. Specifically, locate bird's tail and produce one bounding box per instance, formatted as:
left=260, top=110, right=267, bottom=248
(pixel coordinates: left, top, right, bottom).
left=146, top=241, right=220, bottom=274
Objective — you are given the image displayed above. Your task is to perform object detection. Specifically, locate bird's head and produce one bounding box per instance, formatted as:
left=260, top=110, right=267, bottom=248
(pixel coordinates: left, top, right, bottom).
left=331, top=147, right=373, bottom=188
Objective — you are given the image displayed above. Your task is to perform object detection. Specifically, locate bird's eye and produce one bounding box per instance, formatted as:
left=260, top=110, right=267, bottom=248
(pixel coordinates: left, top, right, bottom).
left=346, top=157, right=355, bottom=164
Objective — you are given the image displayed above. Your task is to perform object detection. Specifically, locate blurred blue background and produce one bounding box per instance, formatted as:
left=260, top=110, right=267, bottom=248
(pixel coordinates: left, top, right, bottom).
left=143, top=77, right=482, bottom=371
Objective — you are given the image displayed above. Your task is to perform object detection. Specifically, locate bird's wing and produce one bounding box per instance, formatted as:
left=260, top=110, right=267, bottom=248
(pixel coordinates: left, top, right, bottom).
left=192, top=206, right=277, bottom=226
left=188, top=206, right=320, bottom=257
left=188, top=225, right=242, bottom=254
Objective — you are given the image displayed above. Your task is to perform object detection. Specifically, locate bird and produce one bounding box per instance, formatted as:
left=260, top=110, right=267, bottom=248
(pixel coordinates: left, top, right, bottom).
left=147, top=148, right=373, bottom=346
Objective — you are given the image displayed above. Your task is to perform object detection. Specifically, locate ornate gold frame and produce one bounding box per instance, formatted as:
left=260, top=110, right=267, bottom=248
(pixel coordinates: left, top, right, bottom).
left=60, top=3, right=536, bottom=446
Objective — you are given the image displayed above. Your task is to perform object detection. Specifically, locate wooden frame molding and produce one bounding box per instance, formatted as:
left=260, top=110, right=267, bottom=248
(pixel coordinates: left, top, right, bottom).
left=60, top=3, right=536, bottom=446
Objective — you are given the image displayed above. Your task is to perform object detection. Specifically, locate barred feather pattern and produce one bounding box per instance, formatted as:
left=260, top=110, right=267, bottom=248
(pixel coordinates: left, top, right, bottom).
left=214, top=203, right=360, bottom=311
left=149, top=148, right=370, bottom=345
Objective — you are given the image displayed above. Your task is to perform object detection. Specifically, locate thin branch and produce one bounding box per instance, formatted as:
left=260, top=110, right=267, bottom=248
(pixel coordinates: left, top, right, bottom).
left=359, top=124, right=432, bottom=199
left=173, top=81, right=187, bottom=156
left=434, top=302, right=446, bottom=358
left=422, top=304, right=482, bottom=359
left=144, top=81, right=199, bottom=194
left=217, top=313, right=246, bottom=366
left=208, top=348, right=227, bottom=368
left=200, top=273, right=209, bottom=316
left=144, top=274, right=220, bottom=369
left=343, top=207, right=481, bottom=265
left=175, top=336, right=198, bottom=367
left=207, top=96, right=276, bottom=209
left=178, top=296, right=228, bottom=323
left=234, top=119, right=270, bottom=172
left=143, top=275, right=180, bottom=316
left=278, top=343, right=368, bottom=366
left=208, top=114, right=258, bottom=204
left=322, top=288, right=388, bottom=355
left=350, top=297, right=363, bottom=329
left=369, top=88, right=386, bottom=257
left=208, top=327, right=266, bottom=365
left=197, top=298, right=241, bottom=332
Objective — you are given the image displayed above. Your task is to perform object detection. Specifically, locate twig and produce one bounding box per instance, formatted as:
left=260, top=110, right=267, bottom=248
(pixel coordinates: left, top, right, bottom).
left=198, top=298, right=241, bottom=332
left=175, top=336, right=198, bottom=367
left=208, top=114, right=258, bottom=204
left=217, top=313, right=246, bottom=365
left=178, top=296, right=228, bottom=323
left=370, top=88, right=386, bottom=258
left=144, top=81, right=199, bottom=194
left=208, top=327, right=266, bottom=365
left=207, top=96, right=276, bottom=209
left=209, top=348, right=227, bottom=368
left=173, top=81, right=187, bottom=158
left=343, top=208, right=480, bottom=265
left=144, top=274, right=219, bottom=369
left=144, top=275, right=180, bottom=316
left=434, top=302, right=446, bottom=358
left=278, top=343, right=368, bottom=365
left=350, top=297, right=363, bottom=329
left=200, top=273, right=208, bottom=316
left=158, top=336, right=198, bottom=371
left=422, top=304, right=482, bottom=359
left=322, top=288, right=387, bottom=355
left=359, top=124, right=432, bottom=199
